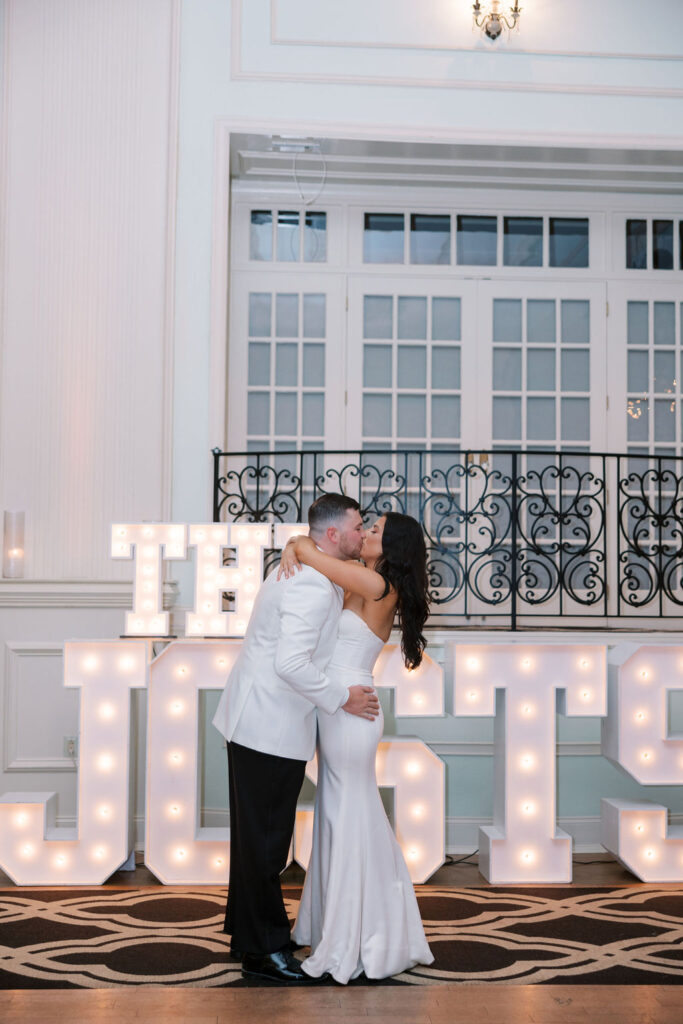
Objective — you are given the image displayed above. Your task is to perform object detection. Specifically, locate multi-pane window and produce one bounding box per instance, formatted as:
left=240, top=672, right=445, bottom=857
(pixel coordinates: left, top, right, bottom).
left=246, top=291, right=326, bottom=449
left=249, top=209, right=327, bottom=262
left=491, top=297, right=591, bottom=448
left=361, top=294, right=461, bottom=445
left=626, top=300, right=683, bottom=452
left=626, top=218, right=683, bottom=271
left=362, top=212, right=589, bottom=268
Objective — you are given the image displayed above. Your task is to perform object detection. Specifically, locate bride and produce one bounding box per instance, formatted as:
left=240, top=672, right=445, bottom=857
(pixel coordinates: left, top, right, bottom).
left=278, top=511, right=434, bottom=984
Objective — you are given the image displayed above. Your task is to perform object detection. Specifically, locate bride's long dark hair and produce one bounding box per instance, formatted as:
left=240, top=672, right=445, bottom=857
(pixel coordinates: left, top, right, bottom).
left=374, top=512, right=429, bottom=670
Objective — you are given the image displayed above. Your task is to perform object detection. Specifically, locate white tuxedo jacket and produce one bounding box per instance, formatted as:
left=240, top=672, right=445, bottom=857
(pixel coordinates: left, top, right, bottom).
left=212, top=564, right=349, bottom=761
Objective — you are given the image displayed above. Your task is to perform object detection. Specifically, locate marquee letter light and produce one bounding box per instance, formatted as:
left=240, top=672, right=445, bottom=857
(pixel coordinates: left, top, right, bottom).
left=601, top=645, right=683, bottom=881
left=373, top=645, right=444, bottom=717
left=186, top=523, right=269, bottom=637
left=111, top=523, right=187, bottom=636
left=0, top=641, right=147, bottom=884
left=145, top=640, right=241, bottom=883
left=294, top=738, right=445, bottom=884
left=454, top=644, right=607, bottom=883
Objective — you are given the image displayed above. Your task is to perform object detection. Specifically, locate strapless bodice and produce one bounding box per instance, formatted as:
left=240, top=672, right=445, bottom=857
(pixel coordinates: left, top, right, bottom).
left=327, top=608, right=385, bottom=677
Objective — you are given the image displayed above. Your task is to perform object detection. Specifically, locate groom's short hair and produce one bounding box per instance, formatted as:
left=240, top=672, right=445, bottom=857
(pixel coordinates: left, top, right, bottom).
left=308, top=493, right=361, bottom=535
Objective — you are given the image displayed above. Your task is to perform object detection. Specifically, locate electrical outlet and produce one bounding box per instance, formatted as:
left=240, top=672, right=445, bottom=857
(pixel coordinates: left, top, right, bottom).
left=63, top=736, right=78, bottom=758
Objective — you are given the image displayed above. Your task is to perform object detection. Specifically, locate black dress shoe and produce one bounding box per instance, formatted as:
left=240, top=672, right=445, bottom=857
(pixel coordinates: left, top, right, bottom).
left=242, top=949, right=317, bottom=984
left=231, top=939, right=300, bottom=962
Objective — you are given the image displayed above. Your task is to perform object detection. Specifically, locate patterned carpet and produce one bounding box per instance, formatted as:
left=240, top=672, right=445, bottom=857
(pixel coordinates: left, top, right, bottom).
left=1, top=885, right=682, bottom=988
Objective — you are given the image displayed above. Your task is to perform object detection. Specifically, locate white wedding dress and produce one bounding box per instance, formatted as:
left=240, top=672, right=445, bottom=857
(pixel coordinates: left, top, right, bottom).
left=292, top=608, right=434, bottom=984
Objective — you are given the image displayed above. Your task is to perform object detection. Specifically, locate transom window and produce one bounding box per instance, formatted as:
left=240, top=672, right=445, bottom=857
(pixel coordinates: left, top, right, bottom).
left=362, top=212, right=589, bottom=268
left=626, top=218, right=683, bottom=271
left=249, top=209, right=327, bottom=262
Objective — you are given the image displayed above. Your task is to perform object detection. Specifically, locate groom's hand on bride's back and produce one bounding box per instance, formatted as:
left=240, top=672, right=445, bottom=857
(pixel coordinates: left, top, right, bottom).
left=342, top=685, right=380, bottom=720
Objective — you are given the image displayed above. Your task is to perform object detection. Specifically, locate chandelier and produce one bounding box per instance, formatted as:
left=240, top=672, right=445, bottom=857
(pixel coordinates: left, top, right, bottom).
left=472, top=1, right=522, bottom=41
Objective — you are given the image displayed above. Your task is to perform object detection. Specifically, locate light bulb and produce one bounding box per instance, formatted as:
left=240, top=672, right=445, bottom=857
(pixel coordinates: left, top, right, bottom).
left=13, top=812, right=28, bottom=828
left=645, top=848, right=655, bottom=859
left=97, top=753, right=114, bottom=772
left=21, top=843, right=34, bottom=858
left=404, top=760, right=422, bottom=778
left=82, top=655, right=99, bottom=672
left=118, top=656, right=136, bottom=672
left=635, top=823, right=644, bottom=833
left=467, top=657, right=479, bottom=671
left=93, top=846, right=106, bottom=860
left=520, top=754, right=535, bottom=770
left=521, top=703, right=533, bottom=716
left=169, top=804, right=181, bottom=817
left=176, top=848, right=187, bottom=860
left=581, top=690, right=591, bottom=701
left=214, top=857, right=225, bottom=867
left=467, top=690, right=479, bottom=702
left=411, top=803, right=425, bottom=820
left=97, top=804, right=112, bottom=820
left=521, top=801, right=536, bottom=816
left=521, top=849, right=534, bottom=864
left=641, top=750, right=652, bottom=762
left=580, top=659, right=590, bottom=669
left=169, top=751, right=183, bottom=765
left=99, top=702, right=116, bottom=721
left=521, top=657, right=531, bottom=669
left=169, top=700, right=184, bottom=716
left=640, top=669, right=649, bottom=680
left=635, top=710, right=646, bottom=722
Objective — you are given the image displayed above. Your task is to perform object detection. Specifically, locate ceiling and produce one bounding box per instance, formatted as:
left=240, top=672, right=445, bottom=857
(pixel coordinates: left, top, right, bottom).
left=230, top=133, right=683, bottom=195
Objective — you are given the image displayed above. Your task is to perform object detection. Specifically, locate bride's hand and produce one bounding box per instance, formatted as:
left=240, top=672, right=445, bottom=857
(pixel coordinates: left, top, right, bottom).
left=277, top=536, right=304, bottom=580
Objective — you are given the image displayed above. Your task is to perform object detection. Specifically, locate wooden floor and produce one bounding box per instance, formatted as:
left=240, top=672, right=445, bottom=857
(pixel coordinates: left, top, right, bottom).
left=1, top=856, right=679, bottom=1023
left=1, top=984, right=679, bottom=1024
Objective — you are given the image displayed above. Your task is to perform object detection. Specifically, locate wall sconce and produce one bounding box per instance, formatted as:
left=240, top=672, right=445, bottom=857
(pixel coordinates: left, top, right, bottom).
left=3, top=511, right=25, bottom=578
left=473, top=1, right=522, bottom=41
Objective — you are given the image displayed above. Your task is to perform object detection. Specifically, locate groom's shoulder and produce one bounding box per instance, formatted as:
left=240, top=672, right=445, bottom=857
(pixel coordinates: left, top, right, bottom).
left=263, top=562, right=334, bottom=595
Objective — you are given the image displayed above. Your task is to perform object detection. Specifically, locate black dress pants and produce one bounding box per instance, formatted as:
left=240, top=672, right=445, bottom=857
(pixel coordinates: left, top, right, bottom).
left=224, top=740, right=306, bottom=955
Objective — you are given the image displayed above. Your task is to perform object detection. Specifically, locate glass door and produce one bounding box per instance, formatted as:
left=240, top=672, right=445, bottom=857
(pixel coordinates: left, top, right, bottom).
left=227, top=270, right=346, bottom=518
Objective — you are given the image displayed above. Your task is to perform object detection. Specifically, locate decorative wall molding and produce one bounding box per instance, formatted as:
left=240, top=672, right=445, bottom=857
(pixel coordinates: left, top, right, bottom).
left=3, top=643, right=67, bottom=772
left=231, top=0, right=683, bottom=99
left=270, top=0, right=683, bottom=63
left=0, top=580, right=179, bottom=609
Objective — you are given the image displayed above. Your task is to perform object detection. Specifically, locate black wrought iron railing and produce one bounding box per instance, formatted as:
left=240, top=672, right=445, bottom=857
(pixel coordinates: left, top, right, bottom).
left=212, top=447, right=683, bottom=629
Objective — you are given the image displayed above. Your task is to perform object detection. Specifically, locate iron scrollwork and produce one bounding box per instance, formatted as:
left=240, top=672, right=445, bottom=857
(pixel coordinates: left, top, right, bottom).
left=212, top=448, right=683, bottom=626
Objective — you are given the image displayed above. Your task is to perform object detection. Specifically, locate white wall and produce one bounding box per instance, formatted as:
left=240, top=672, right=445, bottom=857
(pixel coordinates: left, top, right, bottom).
left=0, top=0, right=177, bottom=581
left=0, top=0, right=178, bottom=852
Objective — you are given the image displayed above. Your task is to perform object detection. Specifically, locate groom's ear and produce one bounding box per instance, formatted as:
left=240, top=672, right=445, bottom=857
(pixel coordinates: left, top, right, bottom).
left=325, top=525, right=340, bottom=545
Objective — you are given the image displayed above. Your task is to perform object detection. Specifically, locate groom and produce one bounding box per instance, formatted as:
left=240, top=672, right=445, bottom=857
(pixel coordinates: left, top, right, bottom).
left=212, top=494, right=380, bottom=984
